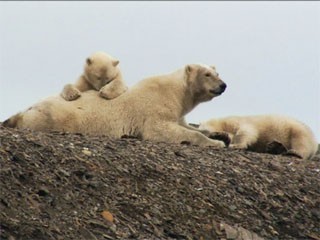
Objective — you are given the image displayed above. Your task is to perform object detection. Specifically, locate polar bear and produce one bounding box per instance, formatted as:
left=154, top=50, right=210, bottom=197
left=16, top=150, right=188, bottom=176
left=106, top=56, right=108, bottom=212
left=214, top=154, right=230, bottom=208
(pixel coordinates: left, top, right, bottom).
left=199, top=115, right=318, bottom=160
left=60, top=52, right=128, bottom=101
left=3, top=64, right=227, bottom=147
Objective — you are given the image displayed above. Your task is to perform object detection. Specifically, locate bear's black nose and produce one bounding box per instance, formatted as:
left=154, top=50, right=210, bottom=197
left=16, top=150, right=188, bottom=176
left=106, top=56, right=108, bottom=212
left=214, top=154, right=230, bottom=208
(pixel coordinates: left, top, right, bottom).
left=220, top=83, right=227, bottom=91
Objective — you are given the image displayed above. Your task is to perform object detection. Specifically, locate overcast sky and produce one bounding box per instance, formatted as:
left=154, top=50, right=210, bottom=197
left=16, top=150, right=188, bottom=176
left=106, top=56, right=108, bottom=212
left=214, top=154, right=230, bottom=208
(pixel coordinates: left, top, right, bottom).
left=0, top=2, right=319, bottom=141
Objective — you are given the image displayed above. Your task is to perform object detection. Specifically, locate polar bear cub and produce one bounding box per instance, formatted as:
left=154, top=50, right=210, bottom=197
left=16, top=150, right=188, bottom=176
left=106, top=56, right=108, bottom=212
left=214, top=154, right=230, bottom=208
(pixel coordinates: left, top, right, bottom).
left=199, top=115, right=318, bottom=160
left=61, top=51, right=128, bottom=101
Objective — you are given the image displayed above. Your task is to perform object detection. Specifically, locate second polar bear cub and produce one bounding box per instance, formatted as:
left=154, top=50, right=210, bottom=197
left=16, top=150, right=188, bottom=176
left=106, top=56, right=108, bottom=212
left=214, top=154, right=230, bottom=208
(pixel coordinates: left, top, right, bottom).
left=61, top=52, right=128, bottom=101
left=199, top=115, right=318, bottom=160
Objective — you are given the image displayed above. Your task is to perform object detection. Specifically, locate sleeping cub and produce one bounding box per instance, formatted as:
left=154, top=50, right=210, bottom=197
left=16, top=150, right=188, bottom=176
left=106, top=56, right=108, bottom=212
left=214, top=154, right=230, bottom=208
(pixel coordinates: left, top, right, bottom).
left=199, top=115, right=318, bottom=160
left=61, top=51, right=127, bottom=101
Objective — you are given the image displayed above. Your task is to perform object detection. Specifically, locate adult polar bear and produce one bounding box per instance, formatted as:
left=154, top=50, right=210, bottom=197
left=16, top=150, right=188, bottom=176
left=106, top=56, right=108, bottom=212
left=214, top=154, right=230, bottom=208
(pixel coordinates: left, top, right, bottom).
left=199, top=115, right=318, bottom=159
left=4, top=64, right=227, bottom=147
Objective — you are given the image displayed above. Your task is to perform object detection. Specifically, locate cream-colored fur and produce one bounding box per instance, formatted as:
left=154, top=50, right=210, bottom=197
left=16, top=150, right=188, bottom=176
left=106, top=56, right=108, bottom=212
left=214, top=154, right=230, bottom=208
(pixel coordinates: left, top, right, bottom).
left=199, top=115, right=318, bottom=160
left=60, top=52, right=128, bottom=101
left=4, top=64, right=227, bottom=147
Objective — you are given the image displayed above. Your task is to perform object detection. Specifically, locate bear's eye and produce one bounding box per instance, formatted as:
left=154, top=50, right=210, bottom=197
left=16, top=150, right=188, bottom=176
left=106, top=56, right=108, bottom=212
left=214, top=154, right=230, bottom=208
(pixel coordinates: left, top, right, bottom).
left=205, top=73, right=211, bottom=77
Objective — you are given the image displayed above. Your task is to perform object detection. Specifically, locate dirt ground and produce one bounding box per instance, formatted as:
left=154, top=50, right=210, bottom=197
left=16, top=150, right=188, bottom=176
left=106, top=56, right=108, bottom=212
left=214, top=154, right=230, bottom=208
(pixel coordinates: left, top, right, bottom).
left=0, top=125, right=319, bottom=240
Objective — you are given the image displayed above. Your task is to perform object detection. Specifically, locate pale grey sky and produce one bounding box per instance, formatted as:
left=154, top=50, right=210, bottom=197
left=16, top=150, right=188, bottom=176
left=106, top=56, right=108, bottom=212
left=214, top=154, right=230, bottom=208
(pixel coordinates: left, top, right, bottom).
left=0, top=1, right=319, bottom=141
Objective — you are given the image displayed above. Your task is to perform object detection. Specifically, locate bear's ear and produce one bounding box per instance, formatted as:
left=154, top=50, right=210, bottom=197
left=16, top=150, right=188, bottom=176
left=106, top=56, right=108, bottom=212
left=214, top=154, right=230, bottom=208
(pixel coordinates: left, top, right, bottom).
left=210, top=65, right=216, bottom=70
left=86, top=58, right=93, bottom=65
left=185, top=65, right=193, bottom=75
left=112, top=60, right=120, bottom=67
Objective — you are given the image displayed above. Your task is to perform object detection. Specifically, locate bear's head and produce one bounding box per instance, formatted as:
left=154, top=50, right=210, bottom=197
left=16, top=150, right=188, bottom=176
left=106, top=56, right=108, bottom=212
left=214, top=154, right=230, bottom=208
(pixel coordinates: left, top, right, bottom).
left=84, top=52, right=120, bottom=90
left=185, top=64, right=227, bottom=103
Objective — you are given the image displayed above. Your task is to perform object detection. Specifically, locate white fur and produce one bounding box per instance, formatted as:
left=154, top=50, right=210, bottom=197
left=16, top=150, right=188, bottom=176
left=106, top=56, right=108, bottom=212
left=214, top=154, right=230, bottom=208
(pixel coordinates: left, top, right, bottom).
left=199, top=115, right=318, bottom=160
left=7, top=64, right=227, bottom=148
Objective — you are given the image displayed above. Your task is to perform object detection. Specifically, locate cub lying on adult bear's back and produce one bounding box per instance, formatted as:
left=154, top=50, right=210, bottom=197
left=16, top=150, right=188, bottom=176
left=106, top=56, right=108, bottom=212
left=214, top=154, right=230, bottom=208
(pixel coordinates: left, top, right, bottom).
left=61, top=51, right=127, bottom=101
left=199, top=115, right=318, bottom=160
left=4, top=64, right=227, bottom=147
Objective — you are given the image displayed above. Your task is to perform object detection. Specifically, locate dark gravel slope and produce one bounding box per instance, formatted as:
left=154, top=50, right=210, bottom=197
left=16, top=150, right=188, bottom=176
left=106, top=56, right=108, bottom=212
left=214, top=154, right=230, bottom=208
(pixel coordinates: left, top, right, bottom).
left=0, top=126, right=319, bottom=240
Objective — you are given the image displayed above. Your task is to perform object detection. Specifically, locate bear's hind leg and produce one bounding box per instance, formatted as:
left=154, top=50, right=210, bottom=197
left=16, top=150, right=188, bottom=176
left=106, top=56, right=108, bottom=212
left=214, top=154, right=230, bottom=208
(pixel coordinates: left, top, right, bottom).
left=285, top=128, right=312, bottom=160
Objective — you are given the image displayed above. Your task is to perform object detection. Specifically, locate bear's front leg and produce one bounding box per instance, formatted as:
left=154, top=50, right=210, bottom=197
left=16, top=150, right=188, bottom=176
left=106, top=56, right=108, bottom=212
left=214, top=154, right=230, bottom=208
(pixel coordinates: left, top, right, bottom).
left=283, top=149, right=303, bottom=159
left=99, top=85, right=113, bottom=100
left=229, top=124, right=259, bottom=149
left=60, top=84, right=81, bottom=101
left=207, top=131, right=231, bottom=147
left=144, top=122, right=226, bottom=148
left=99, top=81, right=128, bottom=100
left=229, top=143, right=248, bottom=149
left=181, top=120, right=230, bottom=145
